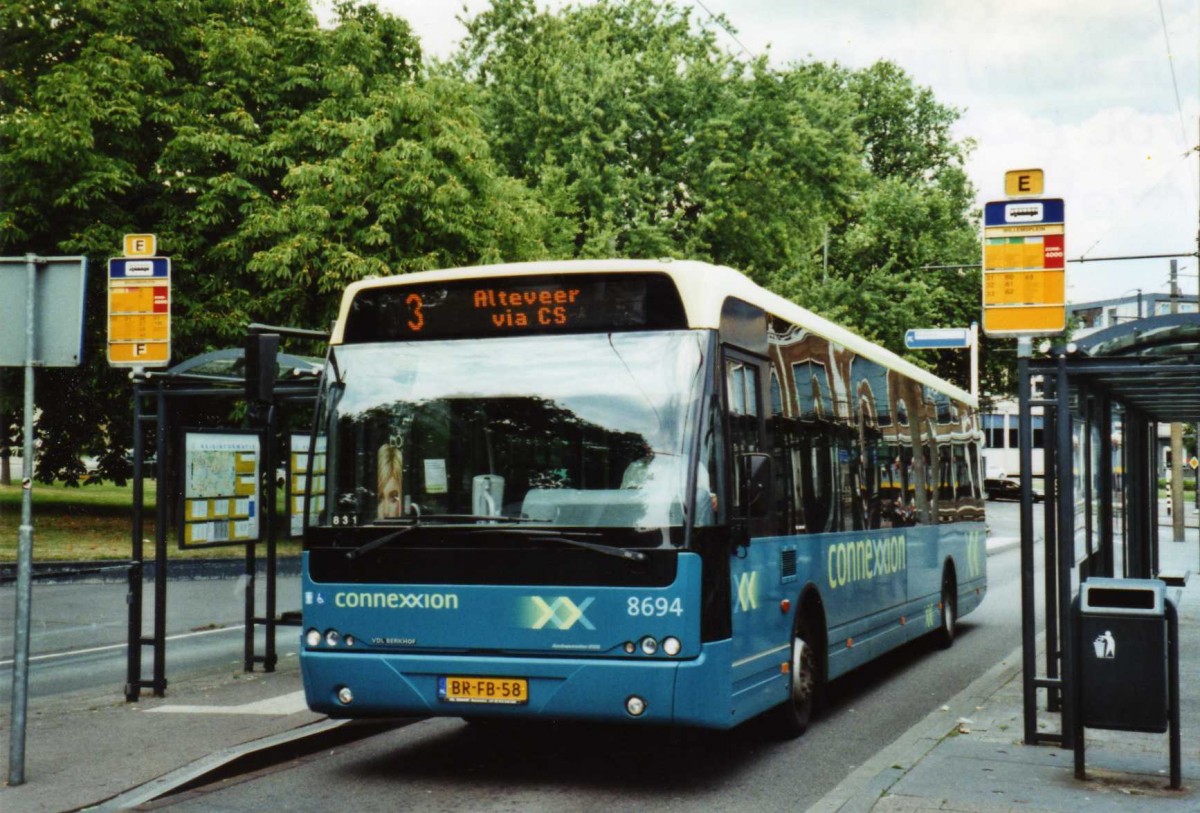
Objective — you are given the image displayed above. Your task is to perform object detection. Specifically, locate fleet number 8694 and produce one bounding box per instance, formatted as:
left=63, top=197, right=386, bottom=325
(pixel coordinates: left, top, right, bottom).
left=627, top=596, right=684, bottom=617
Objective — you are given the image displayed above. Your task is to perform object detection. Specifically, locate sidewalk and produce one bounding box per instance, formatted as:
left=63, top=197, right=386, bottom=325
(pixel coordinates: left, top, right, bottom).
left=0, top=657, right=336, bottom=812
left=814, top=506, right=1200, bottom=813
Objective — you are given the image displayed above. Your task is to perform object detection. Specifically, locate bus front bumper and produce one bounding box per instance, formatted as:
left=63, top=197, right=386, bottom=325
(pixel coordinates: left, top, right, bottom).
left=300, top=646, right=732, bottom=728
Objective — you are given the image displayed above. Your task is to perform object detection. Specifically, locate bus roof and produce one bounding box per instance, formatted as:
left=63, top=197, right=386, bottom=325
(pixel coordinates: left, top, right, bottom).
left=332, top=259, right=976, bottom=407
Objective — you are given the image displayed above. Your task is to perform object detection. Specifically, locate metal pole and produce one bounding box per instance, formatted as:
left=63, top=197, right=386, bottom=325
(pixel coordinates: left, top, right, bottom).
left=126, top=379, right=145, bottom=702
left=1056, top=350, right=1076, bottom=748
left=1043, top=374, right=1060, bottom=711
left=969, top=321, right=979, bottom=399
left=1168, top=599, right=1181, bottom=790
left=7, top=253, right=38, bottom=785
left=1169, top=262, right=1184, bottom=541
left=153, top=389, right=167, bottom=695
left=1097, top=395, right=1114, bottom=577
left=244, top=525, right=256, bottom=671
left=264, top=406, right=279, bottom=672
left=1017, top=338, right=1037, bottom=744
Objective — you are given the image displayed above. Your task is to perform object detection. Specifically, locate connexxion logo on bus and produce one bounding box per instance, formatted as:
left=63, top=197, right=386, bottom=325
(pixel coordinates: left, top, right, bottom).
left=314, top=591, right=461, bottom=610
left=827, top=535, right=907, bottom=589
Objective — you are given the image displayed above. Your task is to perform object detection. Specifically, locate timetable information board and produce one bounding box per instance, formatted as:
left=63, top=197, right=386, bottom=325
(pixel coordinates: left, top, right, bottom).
left=982, top=199, right=1066, bottom=336
left=289, top=434, right=327, bottom=537
left=108, top=256, right=171, bottom=366
left=181, top=432, right=260, bottom=547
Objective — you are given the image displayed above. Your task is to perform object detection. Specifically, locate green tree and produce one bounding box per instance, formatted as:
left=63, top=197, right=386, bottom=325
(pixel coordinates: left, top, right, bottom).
left=456, top=3, right=986, bottom=390
left=453, top=0, right=863, bottom=281
left=0, top=0, right=552, bottom=483
left=787, top=60, right=986, bottom=389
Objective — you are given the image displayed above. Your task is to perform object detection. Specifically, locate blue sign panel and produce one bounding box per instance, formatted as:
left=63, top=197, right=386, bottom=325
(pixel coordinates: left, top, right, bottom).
left=108, top=257, right=170, bottom=279
left=984, top=198, right=1064, bottom=227
left=904, top=328, right=971, bottom=350
left=0, top=256, right=88, bottom=367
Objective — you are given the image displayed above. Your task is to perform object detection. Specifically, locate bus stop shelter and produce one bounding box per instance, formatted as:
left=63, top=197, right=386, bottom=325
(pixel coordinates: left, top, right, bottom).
left=1018, top=313, right=1200, bottom=747
left=125, top=333, right=323, bottom=700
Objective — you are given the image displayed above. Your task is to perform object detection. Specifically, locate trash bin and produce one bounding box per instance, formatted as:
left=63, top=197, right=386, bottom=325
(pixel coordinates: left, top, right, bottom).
left=1077, top=578, right=1169, bottom=733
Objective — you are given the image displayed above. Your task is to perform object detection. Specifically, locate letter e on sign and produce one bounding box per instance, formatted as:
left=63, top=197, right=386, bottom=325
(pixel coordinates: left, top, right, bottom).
left=1004, top=169, right=1044, bottom=198
left=123, top=233, right=157, bottom=257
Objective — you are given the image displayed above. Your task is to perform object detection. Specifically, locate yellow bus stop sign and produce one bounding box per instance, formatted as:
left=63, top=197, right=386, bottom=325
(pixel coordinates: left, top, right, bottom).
left=1004, top=169, right=1044, bottom=197
left=123, top=234, right=157, bottom=257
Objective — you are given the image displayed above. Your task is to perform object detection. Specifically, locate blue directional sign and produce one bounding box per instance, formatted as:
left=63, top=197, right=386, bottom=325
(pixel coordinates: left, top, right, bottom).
left=904, top=328, right=972, bottom=350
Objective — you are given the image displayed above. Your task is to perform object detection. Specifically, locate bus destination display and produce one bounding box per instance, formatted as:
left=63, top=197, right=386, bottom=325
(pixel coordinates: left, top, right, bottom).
left=342, top=273, right=687, bottom=342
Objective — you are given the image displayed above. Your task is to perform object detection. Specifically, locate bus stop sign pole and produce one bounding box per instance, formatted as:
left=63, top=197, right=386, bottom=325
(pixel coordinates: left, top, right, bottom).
left=7, top=255, right=37, bottom=786
left=3, top=254, right=87, bottom=786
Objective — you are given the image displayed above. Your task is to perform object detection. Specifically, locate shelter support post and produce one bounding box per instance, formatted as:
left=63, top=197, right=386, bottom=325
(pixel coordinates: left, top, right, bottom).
left=153, top=389, right=168, bottom=696
left=1019, top=339, right=1041, bottom=743
left=1097, top=396, right=1114, bottom=578
left=125, top=381, right=145, bottom=702
left=1055, top=350, right=1076, bottom=748
left=1042, top=375, right=1061, bottom=713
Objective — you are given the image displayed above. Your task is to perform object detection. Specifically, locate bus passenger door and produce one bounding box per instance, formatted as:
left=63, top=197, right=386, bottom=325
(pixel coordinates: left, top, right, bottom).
left=725, top=350, right=786, bottom=713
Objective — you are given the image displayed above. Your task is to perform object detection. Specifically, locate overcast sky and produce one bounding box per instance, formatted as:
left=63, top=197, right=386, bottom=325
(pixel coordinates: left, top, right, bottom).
left=323, top=0, right=1200, bottom=305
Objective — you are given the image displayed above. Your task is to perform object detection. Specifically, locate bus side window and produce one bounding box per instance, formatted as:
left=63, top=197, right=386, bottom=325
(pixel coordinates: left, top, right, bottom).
left=725, top=359, right=761, bottom=514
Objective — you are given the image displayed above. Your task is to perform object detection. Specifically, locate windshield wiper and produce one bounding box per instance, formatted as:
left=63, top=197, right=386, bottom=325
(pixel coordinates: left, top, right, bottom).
left=346, top=515, right=645, bottom=562
left=473, top=527, right=647, bottom=562
left=345, top=524, right=420, bottom=560
left=346, top=510, right=555, bottom=558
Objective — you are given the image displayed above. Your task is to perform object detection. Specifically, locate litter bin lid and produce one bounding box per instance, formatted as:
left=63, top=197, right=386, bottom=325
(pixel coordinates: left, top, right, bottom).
left=1081, top=577, right=1166, bottom=616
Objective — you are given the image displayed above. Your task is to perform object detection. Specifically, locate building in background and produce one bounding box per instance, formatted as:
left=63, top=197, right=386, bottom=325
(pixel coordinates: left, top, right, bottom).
left=1070, top=291, right=1199, bottom=338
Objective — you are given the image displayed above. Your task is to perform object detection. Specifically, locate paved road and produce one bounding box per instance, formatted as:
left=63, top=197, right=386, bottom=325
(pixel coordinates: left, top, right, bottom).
left=148, top=524, right=1033, bottom=811
left=0, top=575, right=302, bottom=698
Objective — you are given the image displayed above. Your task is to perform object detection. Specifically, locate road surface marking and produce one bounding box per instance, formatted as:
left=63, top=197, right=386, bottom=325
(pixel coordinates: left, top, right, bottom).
left=145, top=690, right=309, bottom=716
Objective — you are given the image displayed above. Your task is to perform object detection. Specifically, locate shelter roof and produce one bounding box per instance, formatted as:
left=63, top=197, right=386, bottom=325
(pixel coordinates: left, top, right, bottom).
left=1055, top=314, right=1200, bottom=424
left=158, top=348, right=322, bottom=386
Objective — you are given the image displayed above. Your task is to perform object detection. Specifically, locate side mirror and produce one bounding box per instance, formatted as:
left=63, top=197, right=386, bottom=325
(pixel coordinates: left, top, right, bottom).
left=738, top=453, right=771, bottom=519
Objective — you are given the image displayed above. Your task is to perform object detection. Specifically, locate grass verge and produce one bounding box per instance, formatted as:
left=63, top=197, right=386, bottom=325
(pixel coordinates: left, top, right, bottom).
left=0, top=481, right=300, bottom=563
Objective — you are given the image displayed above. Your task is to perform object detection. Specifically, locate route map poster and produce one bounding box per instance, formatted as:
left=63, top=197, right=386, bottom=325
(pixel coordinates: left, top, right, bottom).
left=181, top=431, right=261, bottom=548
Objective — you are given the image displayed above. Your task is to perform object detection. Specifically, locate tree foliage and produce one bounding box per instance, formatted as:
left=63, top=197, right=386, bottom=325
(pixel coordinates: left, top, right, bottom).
left=454, top=2, right=991, bottom=390
left=0, top=0, right=989, bottom=482
left=0, top=0, right=553, bottom=483
left=453, top=0, right=863, bottom=282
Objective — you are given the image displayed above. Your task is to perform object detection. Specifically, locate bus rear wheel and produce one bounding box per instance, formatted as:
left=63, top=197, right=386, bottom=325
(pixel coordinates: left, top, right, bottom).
left=770, top=618, right=820, bottom=738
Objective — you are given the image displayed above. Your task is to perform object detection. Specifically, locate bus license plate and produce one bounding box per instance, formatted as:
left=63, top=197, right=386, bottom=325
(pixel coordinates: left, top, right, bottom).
left=438, top=676, right=529, bottom=705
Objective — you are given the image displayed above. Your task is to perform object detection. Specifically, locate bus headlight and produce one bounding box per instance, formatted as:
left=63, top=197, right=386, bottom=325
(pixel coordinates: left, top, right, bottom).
left=625, top=696, right=647, bottom=717
left=662, top=637, right=682, bottom=656
left=640, top=636, right=658, bottom=656
left=305, top=629, right=322, bottom=648
left=325, top=629, right=341, bottom=647
left=337, top=686, right=354, bottom=705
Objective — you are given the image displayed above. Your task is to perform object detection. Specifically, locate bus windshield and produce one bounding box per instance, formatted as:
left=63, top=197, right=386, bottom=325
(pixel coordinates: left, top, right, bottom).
left=321, top=331, right=708, bottom=531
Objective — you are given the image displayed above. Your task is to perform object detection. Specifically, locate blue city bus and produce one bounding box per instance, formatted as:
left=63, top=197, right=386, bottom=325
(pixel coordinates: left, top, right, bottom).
left=299, top=259, right=986, bottom=735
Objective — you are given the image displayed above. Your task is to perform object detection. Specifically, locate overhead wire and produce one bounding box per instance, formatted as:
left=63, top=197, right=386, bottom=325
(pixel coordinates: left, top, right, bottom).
left=1080, top=0, right=1200, bottom=257
left=692, top=0, right=757, bottom=61
left=1157, top=0, right=1193, bottom=153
